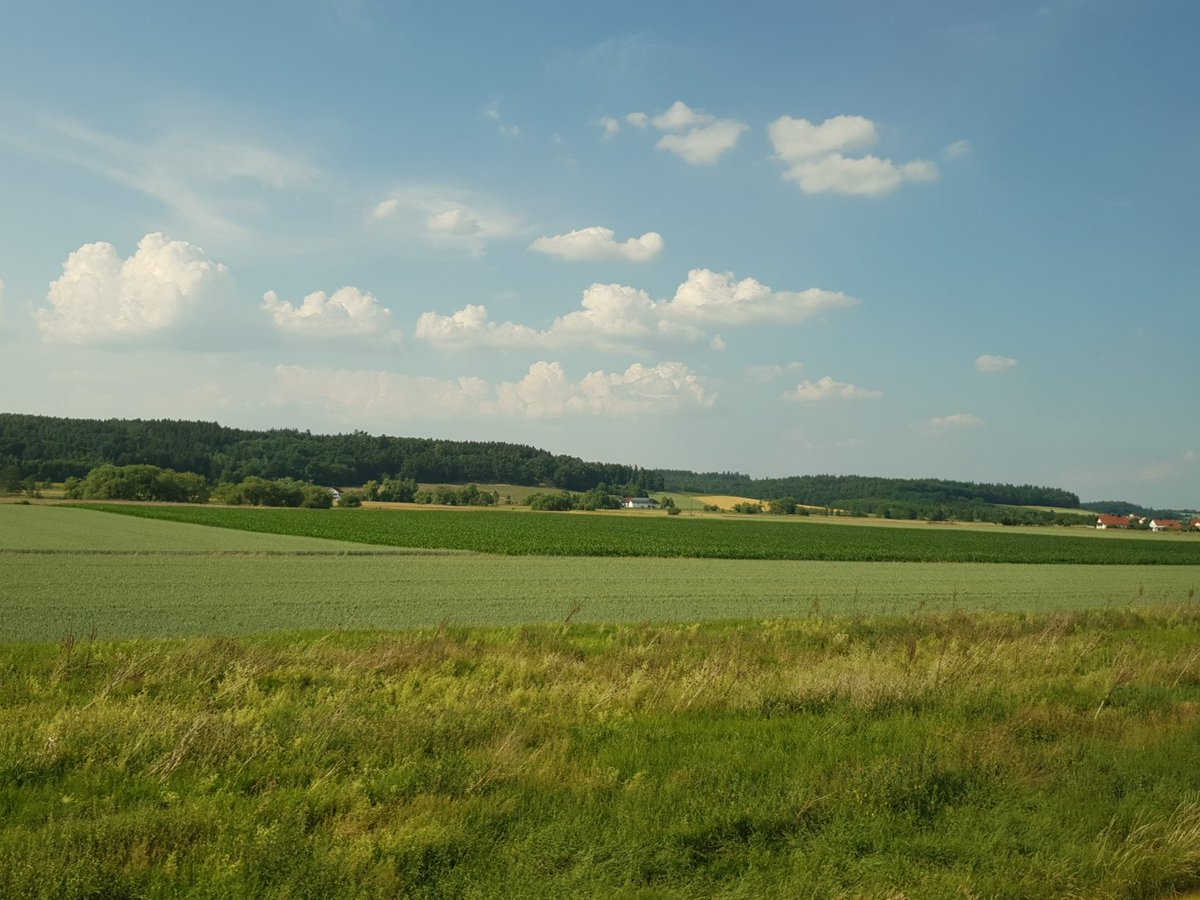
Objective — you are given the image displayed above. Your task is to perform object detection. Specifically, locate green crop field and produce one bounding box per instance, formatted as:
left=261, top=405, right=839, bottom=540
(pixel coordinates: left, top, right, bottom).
left=6, top=550, right=1200, bottom=642
left=77, top=502, right=1200, bottom=564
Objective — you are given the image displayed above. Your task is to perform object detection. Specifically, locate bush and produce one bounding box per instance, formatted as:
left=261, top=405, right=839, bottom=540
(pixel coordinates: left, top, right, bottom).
left=666, top=505, right=682, bottom=516
left=338, top=490, right=364, bottom=508
left=527, top=491, right=576, bottom=511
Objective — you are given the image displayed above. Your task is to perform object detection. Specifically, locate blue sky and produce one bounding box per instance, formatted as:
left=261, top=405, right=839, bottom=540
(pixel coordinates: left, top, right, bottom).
left=0, top=1, right=1196, bottom=507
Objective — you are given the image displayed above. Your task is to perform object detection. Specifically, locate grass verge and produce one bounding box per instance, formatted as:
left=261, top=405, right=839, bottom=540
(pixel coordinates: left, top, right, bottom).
left=3, top=609, right=1200, bottom=897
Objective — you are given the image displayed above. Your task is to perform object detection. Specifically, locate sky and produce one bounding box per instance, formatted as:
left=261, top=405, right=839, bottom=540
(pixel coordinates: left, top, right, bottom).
left=0, top=0, right=1196, bottom=507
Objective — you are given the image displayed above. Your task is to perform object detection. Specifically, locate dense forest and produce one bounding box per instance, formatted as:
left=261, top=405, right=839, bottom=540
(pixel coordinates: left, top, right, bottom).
left=0, top=414, right=1104, bottom=522
left=656, top=470, right=1082, bottom=512
left=0, top=414, right=664, bottom=492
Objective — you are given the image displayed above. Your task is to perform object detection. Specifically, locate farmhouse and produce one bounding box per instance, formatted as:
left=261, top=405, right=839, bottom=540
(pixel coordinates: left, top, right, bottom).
left=622, top=497, right=659, bottom=509
left=1095, top=514, right=1134, bottom=529
left=1191, top=519, right=1200, bottom=531
left=1149, top=519, right=1182, bottom=532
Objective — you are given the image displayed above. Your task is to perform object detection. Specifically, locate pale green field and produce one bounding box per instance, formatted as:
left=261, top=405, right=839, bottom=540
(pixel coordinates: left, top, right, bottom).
left=0, top=504, right=453, bottom=554
left=4, top=549, right=1199, bottom=642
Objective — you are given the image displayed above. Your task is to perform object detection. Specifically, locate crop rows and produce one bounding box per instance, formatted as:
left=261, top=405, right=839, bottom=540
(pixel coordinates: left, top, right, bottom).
left=79, top=504, right=1200, bottom=564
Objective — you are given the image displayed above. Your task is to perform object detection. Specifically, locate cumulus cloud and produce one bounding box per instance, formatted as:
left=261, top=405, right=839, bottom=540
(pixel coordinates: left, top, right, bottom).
left=709, top=334, right=726, bottom=351
left=931, top=413, right=985, bottom=430
left=529, top=226, right=664, bottom=262
left=493, top=361, right=714, bottom=418
left=272, top=360, right=713, bottom=420
left=783, top=376, right=882, bottom=403
left=262, top=287, right=400, bottom=343
left=653, top=101, right=746, bottom=165
left=624, top=112, right=649, bottom=128
left=664, top=269, right=856, bottom=324
left=36, top=233, right=232, bottom=344
left=975, top=354, right=1017, bottom=372
left=768, top=114, right=937, bottom=196
left=417, top=269, right=855, bottom=351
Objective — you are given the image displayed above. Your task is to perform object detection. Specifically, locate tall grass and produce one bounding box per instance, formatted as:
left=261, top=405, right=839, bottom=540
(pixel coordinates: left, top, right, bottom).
left=3, top=607, right=1200, bottom=897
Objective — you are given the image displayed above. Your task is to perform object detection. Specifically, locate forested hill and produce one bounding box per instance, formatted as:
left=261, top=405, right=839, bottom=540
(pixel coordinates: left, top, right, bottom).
left=1, top=413, right=1083, bottom=513
left=0, top=414, right=664, bottom=491
left=655, top=470, right=1081, bottom=512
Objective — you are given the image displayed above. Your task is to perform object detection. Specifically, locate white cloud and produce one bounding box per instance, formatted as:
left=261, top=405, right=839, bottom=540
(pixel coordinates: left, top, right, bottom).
left=652, top=101, right=711, bottom=131
left=370, top=186, right=523, bottom=253
left=414, top=304, right=544, bottom=349
left=262, top=286, right=400, bottom=343
left=663, top=268, right=856, bottom=325
left=944, top=139, right=971, bottom=161
left=499, top=124, right=521, bottom=138
left=931, top=413, right=985, bottom=430
left=656, top=121, right=747, bottom=166
left=783, top=376, right=882, bottom=403
left=427, top=209, right=482, bottom=236
left=596, top=117, right=621, bottom=138
left=975, top=354, right=1017, bottom=372
left=272, top=360, right=713, bottom=420
left=36, top=233, right=232, bottom=344
left=372, top=198, right=400, bottom=220
left=1184, top=450, right=1198, bottom=463
left=417, top=269, right=854, bottom=351
left=529, top=226, right=664, bottom=262
left=493, top=361, right=713, bottom=418
left=482, top=100, right=502, bottom=121
left=746, top=362, right=805, bottom=383
left=709, top=334, right=726, bottom=351
left=627, top=100, right=746, bottom=165
left=768, top=114, right=938, bottom=197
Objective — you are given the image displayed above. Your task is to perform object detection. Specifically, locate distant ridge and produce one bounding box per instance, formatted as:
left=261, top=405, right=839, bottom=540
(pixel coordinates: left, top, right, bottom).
left=0, top=413, right=1101, bottom=520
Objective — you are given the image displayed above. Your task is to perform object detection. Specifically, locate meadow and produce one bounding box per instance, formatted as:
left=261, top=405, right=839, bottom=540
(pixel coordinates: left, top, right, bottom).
left=77, top=503, right=1200, bottom=565
left=3, top=610, right=1200, bottom=898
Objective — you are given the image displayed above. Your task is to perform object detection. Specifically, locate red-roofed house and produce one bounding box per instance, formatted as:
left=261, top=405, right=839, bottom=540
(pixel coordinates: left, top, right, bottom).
left=1096, top=514, right=1134, bottom=529
left=1149, top=519, right=1182, bottom=532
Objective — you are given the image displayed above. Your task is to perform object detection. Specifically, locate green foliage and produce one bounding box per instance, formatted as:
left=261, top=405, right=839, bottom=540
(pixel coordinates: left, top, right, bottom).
left=212, top=476, right=331, bottom=508
left=575, top=486, right=621, bottom=511
left=526, top=490, right=576, bottom=511
left=666, top=505, right=682, bottom=516
left=0, top=413, right=664, bottom=493
left=659, top=470, right=1083, bottom=513
left=3, top=610, right=1200, bottom=897
left=731, top=502, right=762, bottom=514
left=767, top=496, right=797, bottom=515
left=78, top=504, right=1200, bottom=564
left=337, top=490, right=364, bottom=508
left=63, top=464, right=210, bottom=503
left=364, top=477, right=418, bottom=502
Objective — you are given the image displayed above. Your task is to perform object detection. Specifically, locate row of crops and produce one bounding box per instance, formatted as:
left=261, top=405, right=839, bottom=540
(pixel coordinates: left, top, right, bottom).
left=79, top=505, right=1200, bottom=565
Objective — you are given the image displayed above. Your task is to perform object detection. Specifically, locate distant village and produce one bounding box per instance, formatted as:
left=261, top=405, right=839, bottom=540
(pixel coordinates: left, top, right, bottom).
left=1096, top=514, right=1200, bottom=532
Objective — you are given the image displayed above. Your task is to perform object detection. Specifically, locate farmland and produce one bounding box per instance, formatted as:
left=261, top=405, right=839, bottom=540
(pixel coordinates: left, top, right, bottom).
left=77, top=502, right=1200, bottom=564
left=5, top=503, right=1200, bottom=895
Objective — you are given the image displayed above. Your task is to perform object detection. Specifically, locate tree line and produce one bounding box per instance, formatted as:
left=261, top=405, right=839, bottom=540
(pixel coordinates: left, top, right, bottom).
left=656, top=470, right=1082, bottom=511
left=0, top=414, right=663, bottom=493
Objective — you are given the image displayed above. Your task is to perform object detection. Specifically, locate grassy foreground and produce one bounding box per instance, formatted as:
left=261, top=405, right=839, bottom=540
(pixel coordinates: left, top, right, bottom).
left=78, top=504, right=1200, bottom=565
left=3, top=609, right=1200, bottom=898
